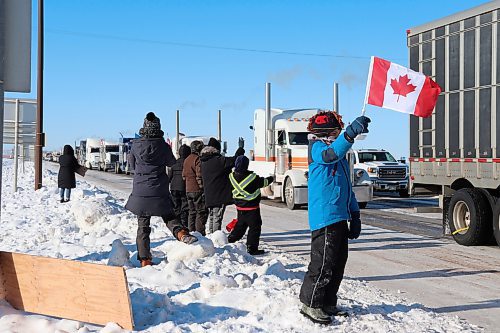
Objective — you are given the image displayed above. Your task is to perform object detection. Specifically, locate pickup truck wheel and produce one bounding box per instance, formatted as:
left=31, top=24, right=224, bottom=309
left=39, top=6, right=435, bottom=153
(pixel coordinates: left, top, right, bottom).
left=398, top=189, right=410, bottom=198
left=493, top=199, right=500, bottom=248
left=284, top=177, right=298, bottom=210
left=448, top=188, right=492, bottom=246
left=358, top=202, right=367, bottom=209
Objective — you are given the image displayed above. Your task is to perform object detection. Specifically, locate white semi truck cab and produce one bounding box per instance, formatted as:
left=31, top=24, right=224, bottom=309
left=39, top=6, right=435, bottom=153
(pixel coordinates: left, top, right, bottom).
left=353, top=149, right=409, bottom=197
left=250, top=107, right=373, bottom=209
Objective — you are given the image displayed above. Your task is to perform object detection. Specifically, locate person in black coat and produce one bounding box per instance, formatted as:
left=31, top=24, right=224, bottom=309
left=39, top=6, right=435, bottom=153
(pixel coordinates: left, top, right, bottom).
left=58, top=145, right=81, bottom=203
left=227, top=155, right=273, bottom=255
left=200, top=137, right=244, bottom=233
left=168, top=144, right=191, bottom=228
left=125, top=112, right=197, bottom=267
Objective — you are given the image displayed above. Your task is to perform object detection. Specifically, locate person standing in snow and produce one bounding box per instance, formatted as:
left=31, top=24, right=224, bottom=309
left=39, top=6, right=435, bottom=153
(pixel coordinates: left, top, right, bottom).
left=57, top=144, right=82, bottom=203
left=299, top=111, right=370, bottom=324
left=168, top=144, right=191, bottom=228
left=200, top=137, right=245, bottom=234
left=125, top=112, right=197, bottom=267
left=183, top=140, right=208, bottom=235
left=227, top=155, right=273, bottom=255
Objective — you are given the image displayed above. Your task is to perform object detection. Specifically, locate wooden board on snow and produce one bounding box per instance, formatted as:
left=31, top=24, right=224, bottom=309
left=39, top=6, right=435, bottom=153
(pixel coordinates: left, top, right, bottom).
left=0, top=251, right=134, bottom=330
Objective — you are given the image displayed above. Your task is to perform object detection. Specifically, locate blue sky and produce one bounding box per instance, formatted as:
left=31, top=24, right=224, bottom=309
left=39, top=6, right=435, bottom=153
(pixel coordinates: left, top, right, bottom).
left=7, top=0, right=488, bottom=159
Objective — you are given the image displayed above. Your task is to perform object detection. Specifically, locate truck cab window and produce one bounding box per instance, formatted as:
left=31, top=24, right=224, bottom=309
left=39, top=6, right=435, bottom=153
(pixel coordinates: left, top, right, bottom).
left=359, top=152, right=396, bottom=163
left=288, top=132, right=309, bottom=145
left=277, top=130, right=286, bottom=145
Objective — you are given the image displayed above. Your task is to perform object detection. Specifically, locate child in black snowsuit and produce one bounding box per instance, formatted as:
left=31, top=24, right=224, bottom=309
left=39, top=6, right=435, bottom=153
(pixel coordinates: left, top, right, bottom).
left=299, top=111, right=370, bottom=324
left=227, top=155, right=273, bottom=255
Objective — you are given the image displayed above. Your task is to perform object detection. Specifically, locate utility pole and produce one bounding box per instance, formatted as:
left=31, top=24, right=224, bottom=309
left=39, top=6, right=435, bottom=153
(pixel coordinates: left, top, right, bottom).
left=0, top=0, right=6, bottom=219
left=34, top=0, right=44, bottom=190
left=218, top=109, right=222, bottom=142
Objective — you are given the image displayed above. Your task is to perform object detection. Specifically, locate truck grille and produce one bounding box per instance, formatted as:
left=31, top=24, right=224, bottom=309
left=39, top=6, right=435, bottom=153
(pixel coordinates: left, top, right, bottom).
left=378, top=167, right=406, bottom=180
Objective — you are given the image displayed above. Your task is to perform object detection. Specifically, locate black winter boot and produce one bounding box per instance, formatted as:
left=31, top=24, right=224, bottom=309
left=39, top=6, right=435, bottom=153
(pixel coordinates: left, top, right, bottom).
left=300, top=304, right=332, bottom=324
left=323, top=305, right=349, bottom=317
left=247, top=247, right=266, bottom=255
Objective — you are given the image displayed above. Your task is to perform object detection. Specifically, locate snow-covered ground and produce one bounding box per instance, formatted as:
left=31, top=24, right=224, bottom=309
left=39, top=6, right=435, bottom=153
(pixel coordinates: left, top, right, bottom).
left=0, top=161, right=481, bottom=332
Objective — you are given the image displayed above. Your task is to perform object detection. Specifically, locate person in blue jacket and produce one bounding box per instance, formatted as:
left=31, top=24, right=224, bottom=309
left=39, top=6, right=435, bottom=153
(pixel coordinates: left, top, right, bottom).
left=299, top=111, right=371, bottom=324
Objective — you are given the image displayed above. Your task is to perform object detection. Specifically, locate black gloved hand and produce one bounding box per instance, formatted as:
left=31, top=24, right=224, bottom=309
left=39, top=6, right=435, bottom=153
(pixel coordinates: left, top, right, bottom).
left=348, top=211, right=361, bottom=240
left=235, top=147, right=245, bottom=156
left=345, top=116, right=371, bottom=139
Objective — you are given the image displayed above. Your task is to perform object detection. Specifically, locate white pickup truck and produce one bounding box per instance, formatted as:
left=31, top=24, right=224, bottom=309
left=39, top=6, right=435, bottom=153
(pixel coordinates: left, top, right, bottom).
left=353, top=149, right=409, bottom=197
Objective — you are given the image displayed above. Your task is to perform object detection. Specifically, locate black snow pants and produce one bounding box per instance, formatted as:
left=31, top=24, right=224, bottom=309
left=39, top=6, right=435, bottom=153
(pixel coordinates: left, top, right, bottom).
left=171, top=190, right=189, bottom=228
left=227, top=208, right=262, bottom=251
left=136, top=214, right=186, bottom=261
left=186, top=191, right=208, bottom=235
left=299, top=220, right=349, bottom=308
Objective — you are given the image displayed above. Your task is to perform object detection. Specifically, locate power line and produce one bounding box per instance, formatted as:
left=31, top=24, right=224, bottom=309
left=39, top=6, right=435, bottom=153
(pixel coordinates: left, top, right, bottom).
left=47, top=29, right=371, bottom=60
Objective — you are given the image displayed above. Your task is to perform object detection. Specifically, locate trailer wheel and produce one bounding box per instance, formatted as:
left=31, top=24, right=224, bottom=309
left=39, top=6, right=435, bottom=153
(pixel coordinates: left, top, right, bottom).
left=448, top=188, right=492, bottom=246
left=493, top=199, right=500, bottom=248
left=284, top=177, right=298, bottom=210
left=358, top=202, right=367, bottom=209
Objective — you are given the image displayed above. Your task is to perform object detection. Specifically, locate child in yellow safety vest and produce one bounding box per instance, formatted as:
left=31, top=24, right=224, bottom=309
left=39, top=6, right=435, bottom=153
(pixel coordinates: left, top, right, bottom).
left=227, top=155, right=274, bottom=255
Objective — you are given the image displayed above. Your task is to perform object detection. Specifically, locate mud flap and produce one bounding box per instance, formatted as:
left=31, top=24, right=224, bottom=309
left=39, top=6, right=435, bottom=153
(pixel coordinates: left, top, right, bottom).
left=442, top=196, right=451, bottom=236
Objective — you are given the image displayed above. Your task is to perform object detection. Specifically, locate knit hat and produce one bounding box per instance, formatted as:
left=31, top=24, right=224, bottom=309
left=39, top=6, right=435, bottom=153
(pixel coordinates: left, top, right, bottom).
left=234, top=155, right=249, bottom=172
left=178, top=144, right=191, bottom=159
left=63, top=144, right=74, bottom=155
left=207, top=137, right=221, bottom=151
left=307, top=111, right=344, bottom=135
left=190, top=140, right=204, bottom=154
left=139, top=112, right=164, bottom=138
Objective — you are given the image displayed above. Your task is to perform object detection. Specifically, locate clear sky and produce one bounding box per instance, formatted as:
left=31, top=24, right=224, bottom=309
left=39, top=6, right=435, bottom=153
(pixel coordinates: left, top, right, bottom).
left=7, top=0, right=489, bottom=159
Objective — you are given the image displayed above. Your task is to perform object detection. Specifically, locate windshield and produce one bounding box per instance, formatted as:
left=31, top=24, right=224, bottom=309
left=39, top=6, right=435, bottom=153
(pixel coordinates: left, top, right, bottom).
left=358, top=151, right=396, bottom=163
left=106, top=145, right=119, bottom=152
left=288, top=132, right=309, bottom=145
left=90, top=148, right=100, bottom=153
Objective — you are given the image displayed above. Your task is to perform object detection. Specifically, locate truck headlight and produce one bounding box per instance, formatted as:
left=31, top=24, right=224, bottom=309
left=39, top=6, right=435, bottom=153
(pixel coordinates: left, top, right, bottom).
left=367, top=167, right=377, bottom=173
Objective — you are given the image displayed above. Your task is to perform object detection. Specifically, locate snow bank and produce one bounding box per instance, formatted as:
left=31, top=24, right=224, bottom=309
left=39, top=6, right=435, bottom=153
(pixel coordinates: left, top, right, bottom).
left=0, top=161, right=482, bottom=332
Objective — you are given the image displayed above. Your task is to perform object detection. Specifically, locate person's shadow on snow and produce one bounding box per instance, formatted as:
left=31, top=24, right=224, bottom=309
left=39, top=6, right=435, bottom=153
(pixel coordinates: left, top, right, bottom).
left=131, top=288, right=249, bottom=329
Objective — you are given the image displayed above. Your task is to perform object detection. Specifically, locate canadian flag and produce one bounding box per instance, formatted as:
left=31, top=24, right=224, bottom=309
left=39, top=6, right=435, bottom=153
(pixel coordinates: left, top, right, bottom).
left=365, top=56, right=442, bottom=118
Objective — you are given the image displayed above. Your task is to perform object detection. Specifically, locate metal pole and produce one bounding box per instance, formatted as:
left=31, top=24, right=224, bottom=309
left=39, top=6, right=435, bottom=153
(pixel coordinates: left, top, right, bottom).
left=265, top=82, right=271, bottom=161
left=333, top=82, right=339, bottom=113
left=34, top=0, right=44, bottom=190
left=13, top=99, right=19, bottom=192
left=218, top=109, right=222, bottom=142
left=0, top=0, right=5, bottom=220
left=22, top=144, right=25, bottom=172
left=176, top=109, right=180, bottom=153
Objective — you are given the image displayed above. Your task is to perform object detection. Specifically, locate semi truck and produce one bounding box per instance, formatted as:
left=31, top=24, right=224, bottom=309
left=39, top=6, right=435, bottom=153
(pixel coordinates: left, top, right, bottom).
left=98, top=141, right=120, bottom=172
left=407, top=1, right=500, bottom=247
left=84, top=138, right=101, bottom=170
left=250, top=106, right=373, bottom=210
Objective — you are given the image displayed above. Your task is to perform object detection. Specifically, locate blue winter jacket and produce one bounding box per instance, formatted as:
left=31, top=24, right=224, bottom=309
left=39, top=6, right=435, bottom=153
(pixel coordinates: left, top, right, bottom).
left=307, top=134, right=359, bottom=231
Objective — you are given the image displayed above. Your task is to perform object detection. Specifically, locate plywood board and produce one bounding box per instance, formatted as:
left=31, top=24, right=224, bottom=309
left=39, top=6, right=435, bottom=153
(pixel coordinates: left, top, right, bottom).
left=0, top=251, right=134, bottom=330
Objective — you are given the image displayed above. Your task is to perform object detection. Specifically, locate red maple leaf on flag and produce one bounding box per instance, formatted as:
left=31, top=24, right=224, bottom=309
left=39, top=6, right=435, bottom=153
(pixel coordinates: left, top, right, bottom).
left=390, top=75, right=416, bottom=102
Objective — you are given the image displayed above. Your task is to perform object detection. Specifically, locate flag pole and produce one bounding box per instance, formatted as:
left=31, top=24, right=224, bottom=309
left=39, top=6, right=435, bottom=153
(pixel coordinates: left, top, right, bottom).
left=361, top=56, right=375, bottom=116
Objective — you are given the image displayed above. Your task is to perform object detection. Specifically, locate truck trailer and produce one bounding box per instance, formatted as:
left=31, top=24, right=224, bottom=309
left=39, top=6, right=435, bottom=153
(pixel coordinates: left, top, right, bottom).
left=407, top=1, right=500, bottom=247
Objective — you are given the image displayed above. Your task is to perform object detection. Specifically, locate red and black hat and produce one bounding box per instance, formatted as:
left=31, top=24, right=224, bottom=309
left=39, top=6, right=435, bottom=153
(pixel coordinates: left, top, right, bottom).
left=307, top=111, right=344, bottom=133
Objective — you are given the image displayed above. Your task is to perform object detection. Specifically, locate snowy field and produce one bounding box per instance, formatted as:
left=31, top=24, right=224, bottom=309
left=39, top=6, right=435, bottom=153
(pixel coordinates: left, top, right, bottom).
left=0, top=161, right=481, bottom=332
